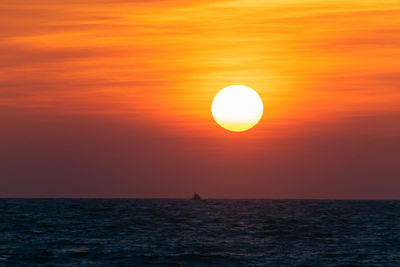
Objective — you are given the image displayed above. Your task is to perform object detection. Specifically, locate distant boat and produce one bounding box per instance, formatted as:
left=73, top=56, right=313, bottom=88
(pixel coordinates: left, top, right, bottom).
left=192, top=193, right=201, bottom=200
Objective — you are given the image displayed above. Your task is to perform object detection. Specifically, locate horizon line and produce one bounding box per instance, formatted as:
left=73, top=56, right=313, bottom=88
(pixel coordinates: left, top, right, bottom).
left=1, top=197, right=399, bottom=201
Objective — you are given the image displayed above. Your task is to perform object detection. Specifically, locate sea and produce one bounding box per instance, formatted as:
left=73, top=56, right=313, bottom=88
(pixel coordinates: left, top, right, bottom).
left=0, top=199, right=399, bottom=266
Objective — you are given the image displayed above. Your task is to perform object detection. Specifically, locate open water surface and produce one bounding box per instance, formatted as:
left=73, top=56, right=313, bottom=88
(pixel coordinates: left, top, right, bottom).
left=0, top=199, right=399, bottom=266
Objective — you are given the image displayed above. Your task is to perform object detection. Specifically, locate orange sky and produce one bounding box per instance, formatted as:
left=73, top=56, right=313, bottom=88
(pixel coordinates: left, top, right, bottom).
left=1, top=0, right=400, bottom=198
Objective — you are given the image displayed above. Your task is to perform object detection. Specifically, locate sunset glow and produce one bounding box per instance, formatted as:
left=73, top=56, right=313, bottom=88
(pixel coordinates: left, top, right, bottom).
left=1, top=0, right=400, bottom=199
left=3, top=1, right=400, bottom=265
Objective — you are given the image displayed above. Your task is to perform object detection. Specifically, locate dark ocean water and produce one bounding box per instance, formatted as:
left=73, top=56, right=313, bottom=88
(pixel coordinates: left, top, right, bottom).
left=0, top=199, right=399, bottom=266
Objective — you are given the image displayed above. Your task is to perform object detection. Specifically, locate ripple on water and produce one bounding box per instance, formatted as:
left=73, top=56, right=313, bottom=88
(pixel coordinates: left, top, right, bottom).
left=0, top=199, right=399, bottom=266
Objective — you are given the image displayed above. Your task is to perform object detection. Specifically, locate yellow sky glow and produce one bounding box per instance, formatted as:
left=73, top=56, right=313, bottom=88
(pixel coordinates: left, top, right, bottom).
left=1, top=0, right=400, bottom=137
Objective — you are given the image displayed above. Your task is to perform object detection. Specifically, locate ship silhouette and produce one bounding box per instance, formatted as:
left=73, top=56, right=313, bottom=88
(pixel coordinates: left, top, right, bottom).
left=192, top=193, right=201, bottom=200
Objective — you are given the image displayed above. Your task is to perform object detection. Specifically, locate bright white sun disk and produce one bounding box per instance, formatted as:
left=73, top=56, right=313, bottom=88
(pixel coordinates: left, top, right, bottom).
left=212, top=85, right=263, bottom=132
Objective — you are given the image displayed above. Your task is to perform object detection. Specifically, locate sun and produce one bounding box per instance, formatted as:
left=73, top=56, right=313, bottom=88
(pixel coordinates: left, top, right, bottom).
left=212, top=85, right=263, bottom=132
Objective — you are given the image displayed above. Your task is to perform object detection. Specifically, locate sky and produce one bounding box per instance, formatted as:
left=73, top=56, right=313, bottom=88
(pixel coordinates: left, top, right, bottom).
left=1, top=0, right=400, bottom=198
